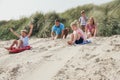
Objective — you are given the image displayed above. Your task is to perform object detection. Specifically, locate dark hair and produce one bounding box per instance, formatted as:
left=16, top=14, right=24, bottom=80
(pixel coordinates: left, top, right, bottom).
left=55, top=19, right=60, bottom=22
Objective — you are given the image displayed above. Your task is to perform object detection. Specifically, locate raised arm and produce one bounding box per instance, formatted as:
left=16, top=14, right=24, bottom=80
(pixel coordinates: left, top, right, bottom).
left=27, top=24, right=33, bottom=38
left=10, top=28, right=20, bottom=38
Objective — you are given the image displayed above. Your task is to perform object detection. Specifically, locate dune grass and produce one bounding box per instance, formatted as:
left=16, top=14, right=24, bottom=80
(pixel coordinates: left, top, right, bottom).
left=0, top=0, right=120, bottom=40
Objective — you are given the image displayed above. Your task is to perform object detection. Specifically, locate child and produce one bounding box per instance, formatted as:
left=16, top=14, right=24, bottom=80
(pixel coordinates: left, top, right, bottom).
left=79, top=10, right=88, bottom=32
left=5, top=23, right=33, bottom=49
left=85, top=17, right=97, bottom=38
left=67, top=22, right=86, bottom=45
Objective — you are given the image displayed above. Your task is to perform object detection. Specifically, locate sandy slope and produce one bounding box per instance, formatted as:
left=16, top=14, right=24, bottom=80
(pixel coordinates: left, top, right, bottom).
left=53, top=35, right=120, bottom=80
left=0, top=35, right=120, bottom=80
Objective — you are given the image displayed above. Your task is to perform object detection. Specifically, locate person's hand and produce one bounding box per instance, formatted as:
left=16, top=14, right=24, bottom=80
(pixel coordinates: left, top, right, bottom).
left=29, top=24, right=33, bottom=29
left=10, top=28, right=14, bottom=32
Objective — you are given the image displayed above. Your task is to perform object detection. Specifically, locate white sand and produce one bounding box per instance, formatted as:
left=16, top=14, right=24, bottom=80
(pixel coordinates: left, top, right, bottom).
left=0, top=35, right=120, bottom=80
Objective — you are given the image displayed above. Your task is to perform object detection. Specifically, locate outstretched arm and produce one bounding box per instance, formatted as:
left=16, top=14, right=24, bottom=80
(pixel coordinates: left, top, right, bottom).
left=27, top=24, right=33, bottom=38
left=10, top=28, right=20, bottom=38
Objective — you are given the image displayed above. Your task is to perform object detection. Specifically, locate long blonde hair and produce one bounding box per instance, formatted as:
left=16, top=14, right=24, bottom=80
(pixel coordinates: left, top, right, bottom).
left=70, top=20, right=79, bottom=28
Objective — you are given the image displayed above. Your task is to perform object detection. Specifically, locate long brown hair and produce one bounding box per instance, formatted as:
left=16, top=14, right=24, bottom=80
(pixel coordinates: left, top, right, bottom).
left=88, top=17, right=95, bottom=25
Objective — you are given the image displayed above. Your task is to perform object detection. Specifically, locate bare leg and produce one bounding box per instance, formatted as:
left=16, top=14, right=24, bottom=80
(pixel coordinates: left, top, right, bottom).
left=87, top=29, right=95, bottom=38
left=70, top=34, right=74, bottom=41
left=87, top=32, right=91, bottom=38
left=10, top=40, right=18, bottom=48
left=67, top=34, right=74, bottom=45
left=5, top=40, right=18, bottom=50
left=68, top=33, right=81, bottom=45
left=17, top=40, right=23, bottom=48
left=91, top=29, right=95, bottom=37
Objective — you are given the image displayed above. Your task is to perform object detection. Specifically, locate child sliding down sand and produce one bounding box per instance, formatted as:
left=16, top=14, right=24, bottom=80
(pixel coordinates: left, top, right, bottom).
left=5, top=23, right=33, bottom=49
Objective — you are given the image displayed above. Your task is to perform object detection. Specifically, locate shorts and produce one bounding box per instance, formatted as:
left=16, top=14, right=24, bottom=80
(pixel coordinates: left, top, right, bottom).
left=75, top=37, right=84, bottom=44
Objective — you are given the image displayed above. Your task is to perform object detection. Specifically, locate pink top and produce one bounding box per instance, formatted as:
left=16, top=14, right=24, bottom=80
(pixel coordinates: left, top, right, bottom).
left=73, top=28, right=85, bottom=40
left=86, top=24, right=96, bottom=32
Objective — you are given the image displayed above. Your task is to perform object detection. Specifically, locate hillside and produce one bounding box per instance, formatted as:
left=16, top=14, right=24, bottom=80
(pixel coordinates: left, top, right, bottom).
left=0, top=0, right=120, bottom=40
left=0, top=35, right=120, bottom=80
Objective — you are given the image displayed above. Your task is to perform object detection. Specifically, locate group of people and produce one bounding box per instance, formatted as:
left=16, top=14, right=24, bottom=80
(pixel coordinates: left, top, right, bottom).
left=6, top=10, right=97, bottom=49
left=51, top=10, right=97, bottom=45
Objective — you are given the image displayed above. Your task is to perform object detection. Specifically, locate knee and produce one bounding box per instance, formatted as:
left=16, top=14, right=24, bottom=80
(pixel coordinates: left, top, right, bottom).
left=92, top=29, right=95, bottom=33
left=71, top=34, right=74, bottom=37
left=13, top=40, right=18, bottom=43
left=18, top=40, right=23, bottom=43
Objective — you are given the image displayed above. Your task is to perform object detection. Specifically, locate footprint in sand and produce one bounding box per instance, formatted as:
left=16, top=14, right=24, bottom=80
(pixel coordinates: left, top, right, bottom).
left=106, top=49, right=111, bottom=52
left=48, top=45, right=52, bottom=48
left=95, top=58, right=100, bottom=63
left=9, top=65, right=22, bottom=80
left=117, top=70, right=120, bottom=75
left=83, top=54, right=97, bottom=60
left=75, top=67, right=86, bottom=72
left=112, top=44, right=120, bottom=51
left=0, top=68, right=5, bottom=74
left=32, top=47, right=48, bottom=53
left=43, top=55, right=53, bottom=58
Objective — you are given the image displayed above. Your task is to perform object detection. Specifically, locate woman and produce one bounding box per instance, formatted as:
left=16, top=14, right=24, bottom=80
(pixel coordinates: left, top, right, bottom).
left=85, top=17, right=97, bottom=38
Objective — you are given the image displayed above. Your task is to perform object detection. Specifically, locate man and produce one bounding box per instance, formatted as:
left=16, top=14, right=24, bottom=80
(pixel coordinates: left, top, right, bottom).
left=79, top=10, right=88, bottom=32
left=51, top=19, right=68, bottom=40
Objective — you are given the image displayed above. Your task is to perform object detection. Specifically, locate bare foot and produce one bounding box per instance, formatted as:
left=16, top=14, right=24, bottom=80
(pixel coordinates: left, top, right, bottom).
left=4, top=47, right=10, bottom=50
left=67, top=41, right=73, bottom=45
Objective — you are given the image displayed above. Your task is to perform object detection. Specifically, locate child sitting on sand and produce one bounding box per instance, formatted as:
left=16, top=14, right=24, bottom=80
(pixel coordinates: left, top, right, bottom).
left=5, top=23, right=33, bottom=49
left=85, top=17, right=97, bottom=38
left=67, top=21, right=86, bottom=45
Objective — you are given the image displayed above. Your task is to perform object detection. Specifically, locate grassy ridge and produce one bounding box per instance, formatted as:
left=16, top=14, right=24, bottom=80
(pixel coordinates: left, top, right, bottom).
left=0, top=0, right=120, bottom=40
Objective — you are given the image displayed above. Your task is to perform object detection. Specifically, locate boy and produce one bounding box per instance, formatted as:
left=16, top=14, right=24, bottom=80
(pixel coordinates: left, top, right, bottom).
left=5, top=23, right=33, bottom=49
left=79, top=10, right=88, bottom=32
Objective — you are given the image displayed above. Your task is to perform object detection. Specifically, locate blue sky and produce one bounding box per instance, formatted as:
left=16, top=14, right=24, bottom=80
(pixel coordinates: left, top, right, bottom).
left=0, top=0, right=112, bottom=20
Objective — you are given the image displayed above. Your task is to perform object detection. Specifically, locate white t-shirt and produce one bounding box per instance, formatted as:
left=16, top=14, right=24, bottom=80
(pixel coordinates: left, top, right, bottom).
left=20, top=36, right=29, bottom=47
left=79, top=16, right=87, bottom=26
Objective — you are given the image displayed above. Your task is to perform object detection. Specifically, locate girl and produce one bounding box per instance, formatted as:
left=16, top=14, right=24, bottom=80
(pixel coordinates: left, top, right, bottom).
left=85, top=17, right=97, bottom=38
left=67, top=22, right=86, bottom=45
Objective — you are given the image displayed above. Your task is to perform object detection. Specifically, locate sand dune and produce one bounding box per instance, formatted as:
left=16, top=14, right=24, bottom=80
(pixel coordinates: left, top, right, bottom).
left=0, top=35, right=120, bottom=80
